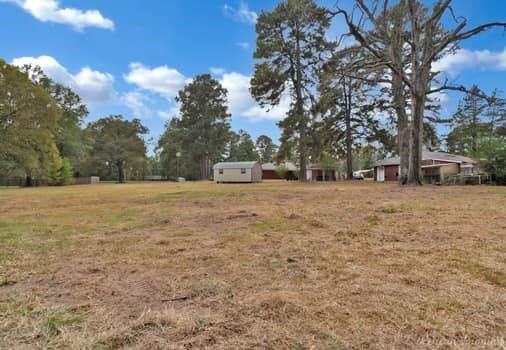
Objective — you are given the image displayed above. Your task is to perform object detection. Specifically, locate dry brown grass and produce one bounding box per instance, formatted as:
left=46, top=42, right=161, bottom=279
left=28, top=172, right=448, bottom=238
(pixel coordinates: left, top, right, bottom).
left=0, top=181, right=505, bottom=349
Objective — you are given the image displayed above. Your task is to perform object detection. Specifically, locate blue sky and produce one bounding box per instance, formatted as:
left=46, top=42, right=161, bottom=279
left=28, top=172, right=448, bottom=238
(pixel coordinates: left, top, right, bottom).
left=1, top=0, right=506, bottom=152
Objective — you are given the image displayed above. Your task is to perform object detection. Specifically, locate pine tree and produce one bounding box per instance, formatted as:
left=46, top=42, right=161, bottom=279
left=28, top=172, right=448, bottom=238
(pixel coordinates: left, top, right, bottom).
left=158, top=74, right=231, bottom=180
left=251, top=0, right=332, bottom=181
left=451, top=85, right=488, bottom=155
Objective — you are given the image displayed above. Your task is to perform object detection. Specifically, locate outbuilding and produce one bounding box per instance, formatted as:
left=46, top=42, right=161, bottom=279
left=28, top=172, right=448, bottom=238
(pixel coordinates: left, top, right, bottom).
left=213, top=161, right=262, bottom=183
left=262, top=162, right=298, bottom=180
left=306, top=163, right=338, bottom=181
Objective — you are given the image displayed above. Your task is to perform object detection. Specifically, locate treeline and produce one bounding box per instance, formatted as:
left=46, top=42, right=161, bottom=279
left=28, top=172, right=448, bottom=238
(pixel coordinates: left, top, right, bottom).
left=0, top=65, right=279, bottom=184
left=0, top=60, right=148, bottom=185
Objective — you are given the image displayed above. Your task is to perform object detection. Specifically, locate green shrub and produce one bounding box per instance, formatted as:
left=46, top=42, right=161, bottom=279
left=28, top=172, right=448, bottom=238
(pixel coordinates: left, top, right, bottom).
left=61, top=158, right=74, bottom=185
left=275, top=164, right=287, bottom=179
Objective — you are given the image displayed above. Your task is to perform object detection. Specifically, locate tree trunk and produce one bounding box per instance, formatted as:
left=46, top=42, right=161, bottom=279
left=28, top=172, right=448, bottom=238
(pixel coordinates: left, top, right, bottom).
left=345, top=79, right=353, bottom=180
left=398, top=120, right=410, bottom=184
left=199, top=157, right=205, bottom=180
left=117, top=161, right=125, bottom=183
left=390, top=8, right=410, bottom=185
left=406, top=3, right=424, bottom=186
left=299, top=148, right=307, bottom=181
left=392, top=71, right=409, bottom=184
left=294, top=23, right=307, bottom=182
left=407, top=95, right=424, bottom=185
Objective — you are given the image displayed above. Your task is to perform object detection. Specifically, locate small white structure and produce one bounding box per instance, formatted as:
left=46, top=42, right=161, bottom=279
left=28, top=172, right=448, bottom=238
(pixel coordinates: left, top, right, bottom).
left=213, top=161, right=262, bottom=183
left=74, top=176, right=100, bottom=185
left=144, top=175, right=163, bottom=181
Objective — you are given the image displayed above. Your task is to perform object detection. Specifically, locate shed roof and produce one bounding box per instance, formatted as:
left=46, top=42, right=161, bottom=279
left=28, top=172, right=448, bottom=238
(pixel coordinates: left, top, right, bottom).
left=214, top=161, right=258, bottom=169
left=372, top=151, right=477, bottom=167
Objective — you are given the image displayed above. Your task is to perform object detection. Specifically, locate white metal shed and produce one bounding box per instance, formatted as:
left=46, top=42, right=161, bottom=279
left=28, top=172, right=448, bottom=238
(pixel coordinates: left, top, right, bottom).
left=213, top=162, right=262, bottom=183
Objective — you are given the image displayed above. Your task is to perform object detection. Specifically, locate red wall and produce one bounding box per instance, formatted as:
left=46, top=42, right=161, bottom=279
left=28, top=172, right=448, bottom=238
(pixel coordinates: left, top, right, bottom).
left=262, top=170, right=298, bottom=180
left=385, top=165, right=399, bottom=181
left=262, top=170, right=282, bottom=179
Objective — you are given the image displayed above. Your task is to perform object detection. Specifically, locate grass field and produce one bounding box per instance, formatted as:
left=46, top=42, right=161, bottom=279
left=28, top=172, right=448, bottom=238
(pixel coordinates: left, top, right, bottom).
left=0, top=181, right=505, bottom=349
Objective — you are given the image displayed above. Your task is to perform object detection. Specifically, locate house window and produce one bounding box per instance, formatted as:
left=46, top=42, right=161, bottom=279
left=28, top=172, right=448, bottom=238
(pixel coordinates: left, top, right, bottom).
left=241, top=168, right=246, bottom=174
left=219, top=169, right=223, bottom=174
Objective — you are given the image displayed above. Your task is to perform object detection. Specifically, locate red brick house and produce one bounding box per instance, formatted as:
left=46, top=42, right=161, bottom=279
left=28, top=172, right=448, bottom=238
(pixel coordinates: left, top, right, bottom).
left=372, top=151, right=478, bottom=183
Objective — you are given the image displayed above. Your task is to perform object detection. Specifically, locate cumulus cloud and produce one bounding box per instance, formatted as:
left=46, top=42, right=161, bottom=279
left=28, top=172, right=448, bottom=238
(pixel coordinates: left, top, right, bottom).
left=219, top=72, right=290, bottom=122
left=11, top=55, right=116, bottom=105
left=73, top=68, right=116, bottom=104
left=223, top=1, right=257, bottom=24
left=124, top=62, right=188, bottom=100
left=433, top=48, right=506, bottom=76
left=236, top=41, right=250, bottom=49
left=0, top=0, right=114, bottom=31
left=122, top=91, right=154, bottom=118
left=125, top=65, right=288, bottom=121
left=157, top=104, right=181, bottom=120
left=210, top=67, right=226, bottom=75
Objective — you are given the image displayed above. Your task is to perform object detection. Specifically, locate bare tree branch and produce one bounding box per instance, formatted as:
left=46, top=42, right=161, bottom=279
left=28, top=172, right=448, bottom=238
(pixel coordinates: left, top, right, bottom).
left=428, top=84, right=492, bottom=102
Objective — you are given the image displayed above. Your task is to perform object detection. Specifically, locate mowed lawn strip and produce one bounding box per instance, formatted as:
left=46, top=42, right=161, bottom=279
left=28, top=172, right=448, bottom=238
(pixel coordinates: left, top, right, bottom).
left=0, top=181, right=504, bottom=349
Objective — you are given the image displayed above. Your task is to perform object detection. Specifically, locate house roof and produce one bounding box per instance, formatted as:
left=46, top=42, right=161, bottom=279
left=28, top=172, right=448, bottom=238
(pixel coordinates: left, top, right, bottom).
left=421, top=163, right=454, bottom=168
left=372, top=156, right=401, bottom=167
left=308, top=163, right=336, bottom=170
left=261, top=162, right=277, bottom=170
left=423, top=151, right=477, bottom=164
left=372, top=151, right=477, bottom=167
left=261, top=162, right=297, bottom=171
left=214, top=161, right=258, bottom=169
left=308, top=163, right=321, bottom=170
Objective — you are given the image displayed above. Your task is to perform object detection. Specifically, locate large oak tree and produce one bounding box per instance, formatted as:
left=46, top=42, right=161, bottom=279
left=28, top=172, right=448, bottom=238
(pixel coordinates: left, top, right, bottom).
left=335, top=0, right=506, bottom=184
left=0, top=59, right=62, bottom=185
left=87, top=115, right=148, bottom=183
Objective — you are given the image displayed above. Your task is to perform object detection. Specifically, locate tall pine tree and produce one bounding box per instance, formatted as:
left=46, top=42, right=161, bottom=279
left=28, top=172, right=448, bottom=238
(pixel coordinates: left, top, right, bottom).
left=158, top=74, right=231, bottom=180
left=251, top=0, right=331, bottom=181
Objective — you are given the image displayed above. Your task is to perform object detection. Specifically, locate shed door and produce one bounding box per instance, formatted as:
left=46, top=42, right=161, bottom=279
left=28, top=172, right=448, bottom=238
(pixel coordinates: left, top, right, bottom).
left=377, top=166, right=385, bottom=182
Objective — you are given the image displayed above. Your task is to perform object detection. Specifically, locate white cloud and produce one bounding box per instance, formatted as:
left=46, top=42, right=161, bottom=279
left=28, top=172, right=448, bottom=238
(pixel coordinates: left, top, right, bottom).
left=210, top=67, right=226, bottom=75
left=432, top=91, right=450, bottom=106
left=122, top=91, right=181, bottom=120
left=11, top=55, right=115, bottom=105
left=157, top=104, right=180, bottom=120
left=122, top=91, right=153, bottom=118
left=124, top=62, right=188, bottom=100
left=125, top=66, right=288, bottom=121
left=73, top=68, right=116, bottom=104
left=0, top=0, right=114, bottom=31
left=433, top=48, right=506, bottom=76
left=219, top=72, right=290, bottom=122
left=236, top=41, right=250, bottom=49
left=223, top=1, right=257, bottom=24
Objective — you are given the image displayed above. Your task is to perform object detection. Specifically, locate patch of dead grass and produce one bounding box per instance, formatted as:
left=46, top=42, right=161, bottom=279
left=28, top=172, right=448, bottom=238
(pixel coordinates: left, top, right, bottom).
left=0, top=181, right=505, bottom=349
